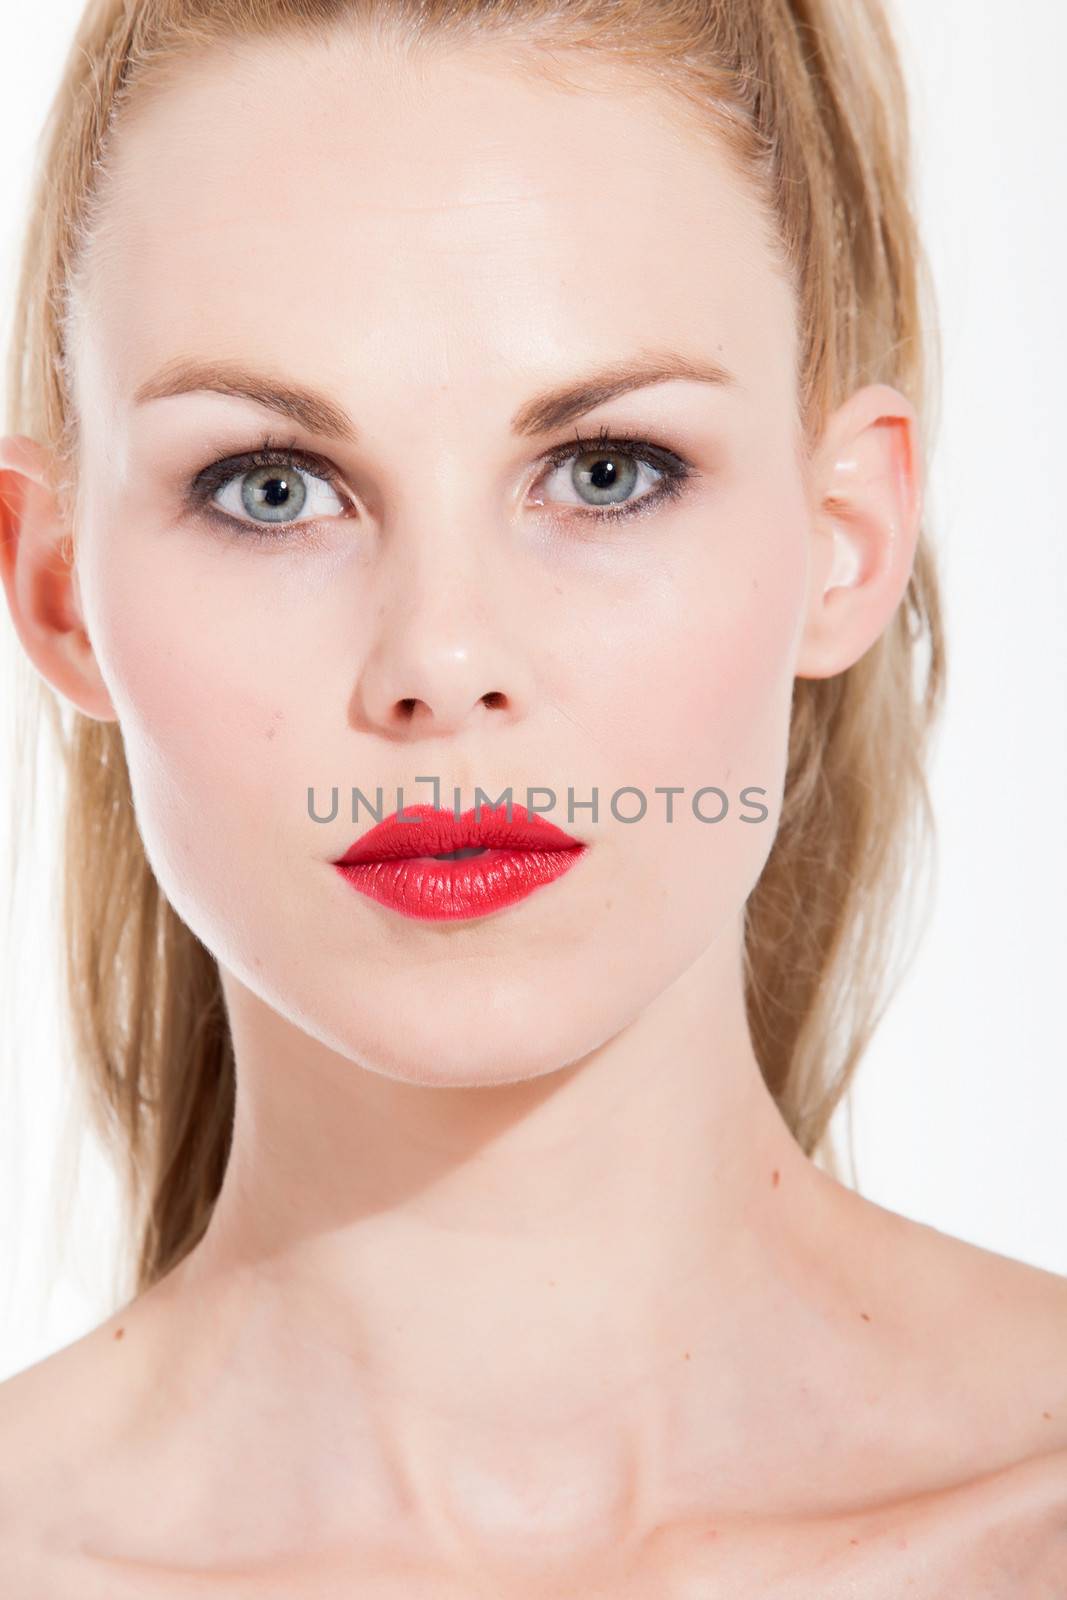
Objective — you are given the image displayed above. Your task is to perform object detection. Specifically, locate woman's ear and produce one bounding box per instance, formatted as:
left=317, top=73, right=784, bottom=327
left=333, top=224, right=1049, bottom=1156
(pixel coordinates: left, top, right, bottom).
left=0, top=433, right=117, bottom=721
left=794, top=382, right=923, bottom=680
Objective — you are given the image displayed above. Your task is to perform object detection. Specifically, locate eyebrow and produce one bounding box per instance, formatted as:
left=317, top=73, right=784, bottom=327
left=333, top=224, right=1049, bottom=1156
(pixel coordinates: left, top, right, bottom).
left=132, top=350, right=740, bottom=444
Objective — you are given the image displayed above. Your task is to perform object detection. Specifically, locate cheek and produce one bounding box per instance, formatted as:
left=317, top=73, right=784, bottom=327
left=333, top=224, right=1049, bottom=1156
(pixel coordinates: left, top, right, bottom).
left=584, top=486, right=808, bottom=933
left=598, top=488, right=807, bottom=801
left=76, top=523, right=311, bottom=936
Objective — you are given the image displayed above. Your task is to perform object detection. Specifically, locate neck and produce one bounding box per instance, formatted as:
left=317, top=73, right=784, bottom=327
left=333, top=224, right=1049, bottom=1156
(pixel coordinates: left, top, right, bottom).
left=163, top=931, right=864, bottom=1558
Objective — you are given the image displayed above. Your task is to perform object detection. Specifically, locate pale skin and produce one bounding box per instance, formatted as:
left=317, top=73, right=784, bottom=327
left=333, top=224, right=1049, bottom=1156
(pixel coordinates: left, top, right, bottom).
left=0, top=27, right=1065, bottom=1598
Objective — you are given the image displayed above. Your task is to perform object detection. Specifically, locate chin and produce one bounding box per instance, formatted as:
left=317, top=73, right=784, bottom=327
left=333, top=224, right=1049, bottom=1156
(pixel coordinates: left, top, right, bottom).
left=313, top=975, right=619, bottom=1092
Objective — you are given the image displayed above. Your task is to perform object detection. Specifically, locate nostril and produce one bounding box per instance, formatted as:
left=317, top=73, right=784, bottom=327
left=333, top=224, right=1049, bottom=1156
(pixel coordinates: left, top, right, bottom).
left=482, top=691, right=506, bottom=709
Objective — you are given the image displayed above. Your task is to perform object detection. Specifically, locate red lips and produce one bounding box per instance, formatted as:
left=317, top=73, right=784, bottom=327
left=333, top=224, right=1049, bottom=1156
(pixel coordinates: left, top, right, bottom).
left=330, top=801, right=588, bottom=922
left=334, top=801, right=583, bottom=863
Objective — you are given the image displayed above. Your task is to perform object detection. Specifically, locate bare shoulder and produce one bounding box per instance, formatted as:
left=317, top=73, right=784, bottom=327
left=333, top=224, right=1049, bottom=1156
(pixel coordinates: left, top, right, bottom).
left=848, top=1186, right=1067, bottom=1465
left=817, top=1194, right=1067, bottom=1591
left=0, top=1302, right=148, bottom=1562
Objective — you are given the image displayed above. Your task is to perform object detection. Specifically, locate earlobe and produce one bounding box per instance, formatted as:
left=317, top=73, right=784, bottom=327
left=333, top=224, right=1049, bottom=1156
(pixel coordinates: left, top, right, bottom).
left=795, top=383, right=923, bottom=681
left=0, top=433, right=118, bottom=722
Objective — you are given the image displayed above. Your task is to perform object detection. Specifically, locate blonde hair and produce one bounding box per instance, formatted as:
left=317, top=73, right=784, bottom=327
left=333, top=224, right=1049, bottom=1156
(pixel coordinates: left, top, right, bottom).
left=4, top=0, right=944, bottom=1304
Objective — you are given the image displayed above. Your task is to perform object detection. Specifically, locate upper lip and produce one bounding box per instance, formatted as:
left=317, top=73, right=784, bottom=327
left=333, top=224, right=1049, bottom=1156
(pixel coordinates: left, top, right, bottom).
left=334, top=802, right=586, bottom=864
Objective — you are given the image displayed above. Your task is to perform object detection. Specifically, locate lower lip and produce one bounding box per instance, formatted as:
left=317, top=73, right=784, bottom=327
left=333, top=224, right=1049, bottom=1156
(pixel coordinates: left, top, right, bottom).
left=333, top=845, right=586, bottom=921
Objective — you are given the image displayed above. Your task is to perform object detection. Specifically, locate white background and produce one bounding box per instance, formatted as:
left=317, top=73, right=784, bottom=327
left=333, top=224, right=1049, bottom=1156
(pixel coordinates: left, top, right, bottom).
left=1, top=0, right=1064, bottom=1382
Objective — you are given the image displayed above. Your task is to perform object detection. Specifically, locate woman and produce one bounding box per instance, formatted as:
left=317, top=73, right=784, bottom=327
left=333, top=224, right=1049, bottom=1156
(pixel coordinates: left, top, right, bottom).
left=0, top=0, right=1064, bottom=1591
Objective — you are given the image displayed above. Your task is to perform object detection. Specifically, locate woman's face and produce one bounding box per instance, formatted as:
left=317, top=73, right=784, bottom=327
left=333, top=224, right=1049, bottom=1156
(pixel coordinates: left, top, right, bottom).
left=65, top=33, right=826, bottom=1085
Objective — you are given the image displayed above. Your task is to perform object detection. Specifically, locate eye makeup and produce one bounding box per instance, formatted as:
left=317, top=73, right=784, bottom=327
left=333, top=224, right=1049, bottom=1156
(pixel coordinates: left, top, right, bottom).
left=180, top=422, right=699, bottom=545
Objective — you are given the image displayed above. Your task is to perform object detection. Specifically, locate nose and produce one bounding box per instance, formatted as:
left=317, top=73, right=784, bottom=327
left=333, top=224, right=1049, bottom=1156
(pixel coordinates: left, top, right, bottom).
left=360, top=644, right=518, bottom=737
left=353, top=557, right=536, bottom=741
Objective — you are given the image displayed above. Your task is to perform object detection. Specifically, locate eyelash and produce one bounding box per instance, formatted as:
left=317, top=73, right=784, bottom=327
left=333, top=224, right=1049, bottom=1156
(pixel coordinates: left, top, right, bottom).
left=184, top=425, right=695, bottom=545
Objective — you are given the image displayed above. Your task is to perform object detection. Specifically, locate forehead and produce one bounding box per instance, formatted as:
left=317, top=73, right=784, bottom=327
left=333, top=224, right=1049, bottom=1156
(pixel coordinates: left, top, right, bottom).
left=75, top=30, right=796, bottom=421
